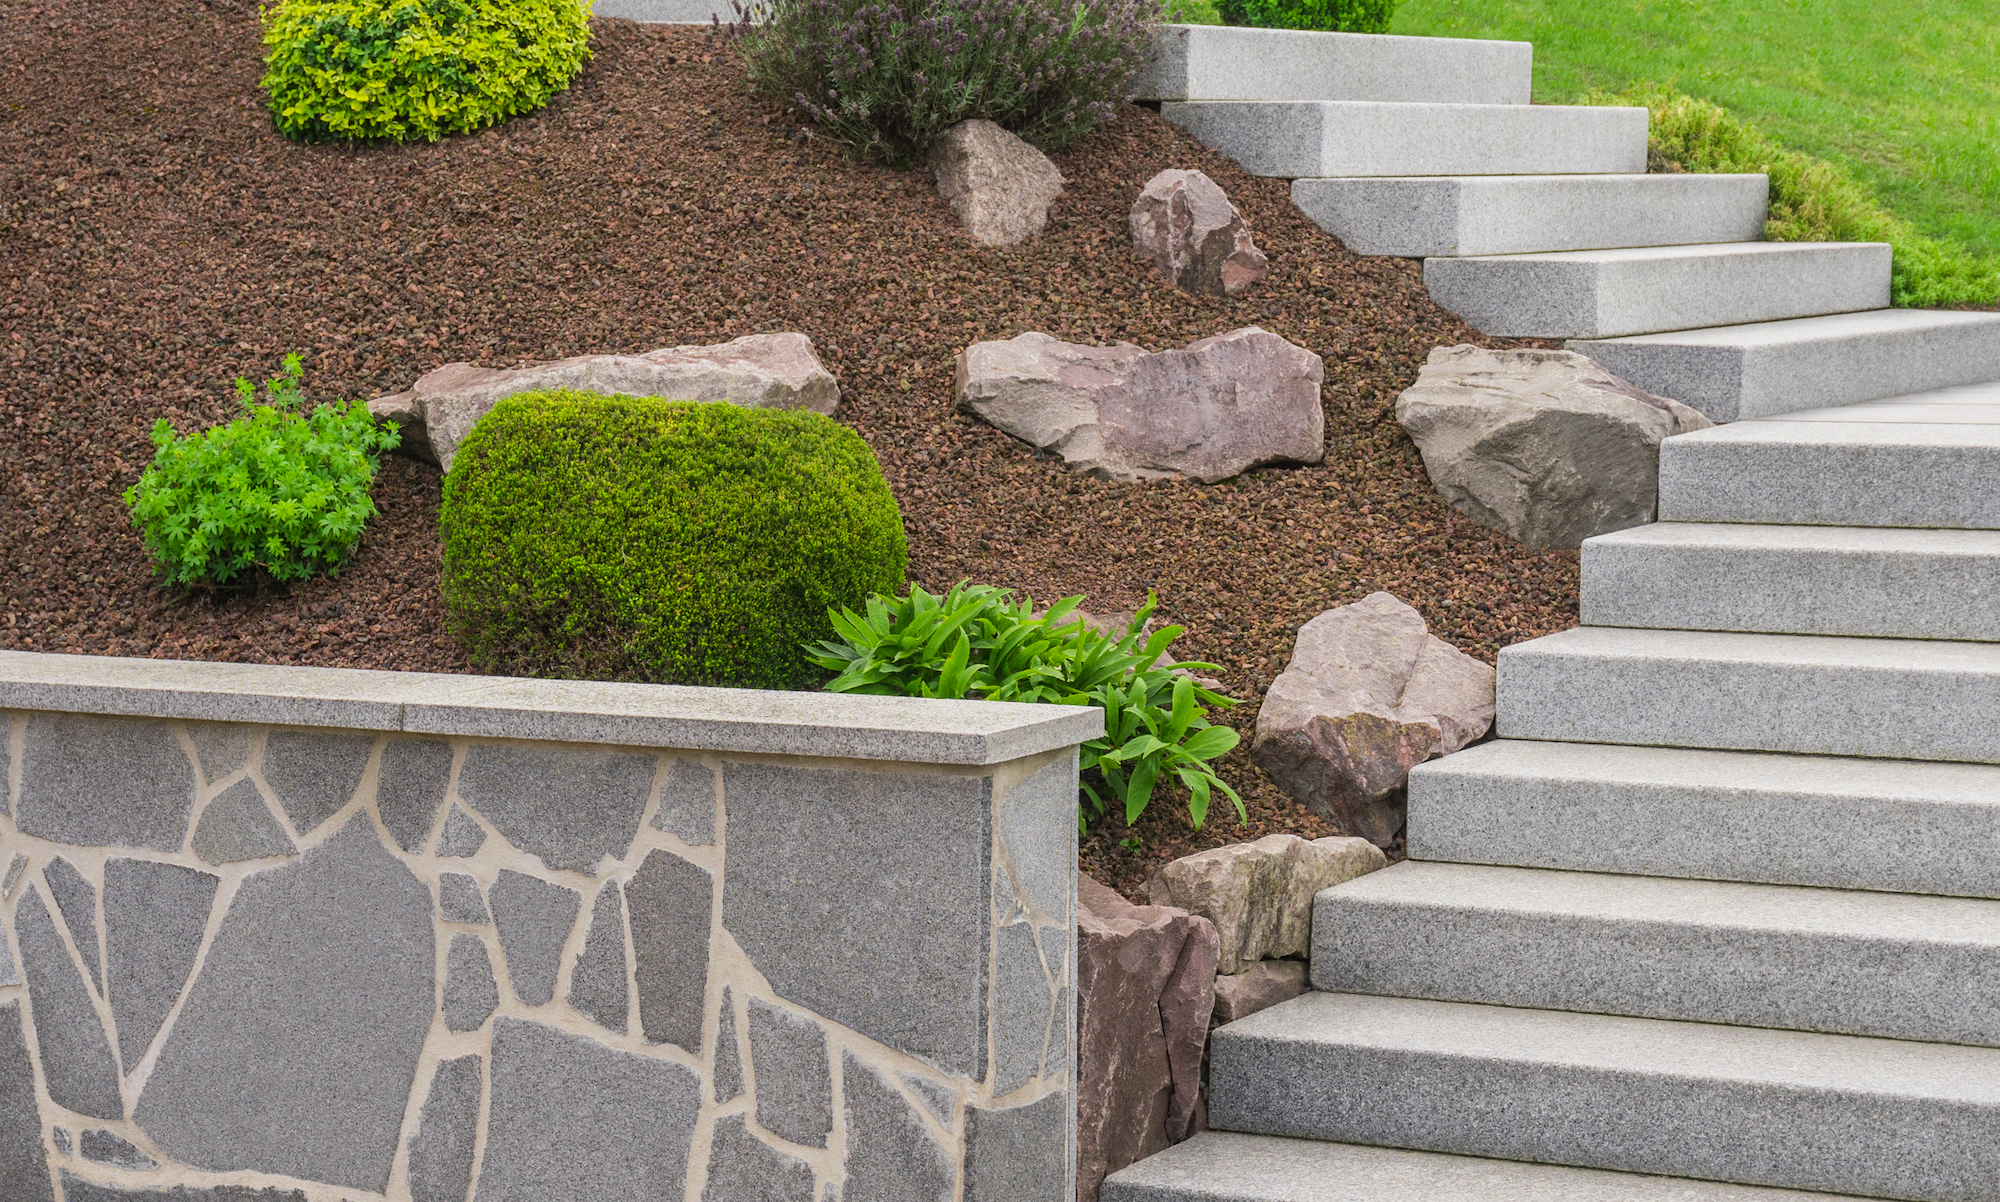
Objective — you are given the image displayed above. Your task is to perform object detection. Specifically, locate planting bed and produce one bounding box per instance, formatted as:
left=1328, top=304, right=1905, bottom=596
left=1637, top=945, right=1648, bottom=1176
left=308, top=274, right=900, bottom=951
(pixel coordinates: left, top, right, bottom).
left=0, top=1, right=1580, bottom=893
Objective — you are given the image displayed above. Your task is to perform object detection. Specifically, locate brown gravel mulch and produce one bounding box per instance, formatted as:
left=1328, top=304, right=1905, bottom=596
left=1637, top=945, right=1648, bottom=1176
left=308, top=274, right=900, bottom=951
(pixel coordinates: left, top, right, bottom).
left=0, top=0, right=1580, bottom=898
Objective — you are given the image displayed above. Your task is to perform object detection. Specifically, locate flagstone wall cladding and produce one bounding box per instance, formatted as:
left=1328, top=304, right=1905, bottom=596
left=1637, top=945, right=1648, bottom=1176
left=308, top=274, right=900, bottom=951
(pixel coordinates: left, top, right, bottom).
left=0, top=653, right=1090, bottom=1202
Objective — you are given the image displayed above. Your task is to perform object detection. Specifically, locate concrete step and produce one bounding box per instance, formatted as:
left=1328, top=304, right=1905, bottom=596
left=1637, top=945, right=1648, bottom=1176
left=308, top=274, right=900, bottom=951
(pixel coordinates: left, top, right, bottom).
left=1570, top=308, right=2000, bottom=422
left=1657, top=383, right=2000, bottom=528
left=1580, top=522, right=2000, bottom=640
left=1158, top=100, right=1646, bottom=179
left=1207, top=992, right=2000, bottom=1201
left=1103, top=1132, right=1874, bottom=1202
left=1313, top=861, right=2000, bottom=1046
left=1136, top=24, right=1531, bottom=105
left=1423, top=242, right=1889, bottom=339
left=1292, top=173, right=1769, bottom=257
left=1408, top=740, right=2000, bottom=898
left=1495, top=626, right=2000, bottom=764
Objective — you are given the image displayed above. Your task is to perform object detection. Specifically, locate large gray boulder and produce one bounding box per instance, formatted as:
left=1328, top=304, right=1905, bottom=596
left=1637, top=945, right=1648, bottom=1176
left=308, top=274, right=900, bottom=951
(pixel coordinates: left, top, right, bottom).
left=929, top=119, right=1065, bottom=248
left=1252, top=592, right=1494, bottom=847
left=955, top=327, right=1324, bottom=482
left=368, top=333, right=839, bottom=473
left=1396, top=344, right=1714, bottom=548
left=1145, top=832, right=1385, bottom=974
left=1131, top=169, right=1268, bottom=297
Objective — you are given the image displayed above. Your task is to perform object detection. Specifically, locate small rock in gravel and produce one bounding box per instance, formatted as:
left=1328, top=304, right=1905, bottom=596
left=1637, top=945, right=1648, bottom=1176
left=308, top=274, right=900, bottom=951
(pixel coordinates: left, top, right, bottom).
left=1211, top=958, right=1309, bottom=1026
left=368, top=333, right=840, bottom=473
left=1396, top=344, right=1714, bottom=549
left=956, top=327, right=1324, bottom=483
left=928, top=119, right=1065, bottom=248
left=1146, top=832, right=1384, bottom=973
left=1130, top=169, right=1268, bottom=297
left=1252, top=591, right=1494, bottom=847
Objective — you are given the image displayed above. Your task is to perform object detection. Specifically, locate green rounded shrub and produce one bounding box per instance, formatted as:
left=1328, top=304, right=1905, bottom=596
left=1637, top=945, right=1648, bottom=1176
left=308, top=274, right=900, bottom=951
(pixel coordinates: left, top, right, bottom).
left=1217, top=0, right=1394, bottom=33
left=440, top=392, right=908, bottom=690
left=260, top=0, right=593, bottom=143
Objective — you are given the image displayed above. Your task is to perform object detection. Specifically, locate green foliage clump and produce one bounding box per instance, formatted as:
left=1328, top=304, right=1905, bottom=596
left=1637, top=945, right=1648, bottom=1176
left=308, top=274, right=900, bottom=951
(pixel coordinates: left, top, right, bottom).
left=441, top=391, right=907, bottom=690
left=808, top=584, right=1243, bottom=829
left=260, top=0, right=593, bottom=143
left=727, top=0, right=1160, bottom=168
left=1596, top=84, right=2000, bottom=309
left=123, top=354, right=401, bottom=589
left=1217, top=0, right=1394, bottom=33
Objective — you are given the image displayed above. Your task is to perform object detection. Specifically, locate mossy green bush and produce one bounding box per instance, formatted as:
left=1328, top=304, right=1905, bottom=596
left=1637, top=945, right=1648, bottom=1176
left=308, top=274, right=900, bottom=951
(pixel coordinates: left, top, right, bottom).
left=260, top=0, right=593, bottom=143
left=1216, top=0, right=1394, bottom=33
left=439, top=391, right=907, bottom=690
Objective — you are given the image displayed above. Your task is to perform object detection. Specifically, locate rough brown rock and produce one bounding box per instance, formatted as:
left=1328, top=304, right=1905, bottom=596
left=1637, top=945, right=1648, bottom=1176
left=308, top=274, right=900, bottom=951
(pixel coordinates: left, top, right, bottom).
left=1252, top=592, right=1495, bottom=846
left=1396, top=344, right=1714, bottom=548
left=367, top=333, right=840, bottom=472
left=1076, top=873, right=1217, bottom=1202
left=928, top=119, right=1066, bottom=248
left=1146, top=833, right=1384, bottom=974
left=1212, top=959, right=1309, bottom=1026
left=956, top=327, right=1324, bottom=483
left=1130, top=169, right=1268, bottom=297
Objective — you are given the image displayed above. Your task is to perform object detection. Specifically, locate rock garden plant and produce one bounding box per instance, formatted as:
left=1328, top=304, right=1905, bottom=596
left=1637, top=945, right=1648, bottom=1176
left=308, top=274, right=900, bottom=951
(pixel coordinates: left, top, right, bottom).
left=1216, top=0, right=1395, bottom=33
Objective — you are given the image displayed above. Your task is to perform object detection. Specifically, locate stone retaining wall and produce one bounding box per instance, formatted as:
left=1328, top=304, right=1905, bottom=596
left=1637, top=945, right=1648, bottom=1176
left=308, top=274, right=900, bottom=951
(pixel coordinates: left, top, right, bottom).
left=0, top=652, right=1096, bottom=1202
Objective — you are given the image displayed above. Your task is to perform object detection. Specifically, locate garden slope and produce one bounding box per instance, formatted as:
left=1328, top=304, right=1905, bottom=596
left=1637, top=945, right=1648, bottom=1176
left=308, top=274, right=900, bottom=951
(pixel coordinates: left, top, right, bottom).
left=0, top=3, right=1577, bottom=889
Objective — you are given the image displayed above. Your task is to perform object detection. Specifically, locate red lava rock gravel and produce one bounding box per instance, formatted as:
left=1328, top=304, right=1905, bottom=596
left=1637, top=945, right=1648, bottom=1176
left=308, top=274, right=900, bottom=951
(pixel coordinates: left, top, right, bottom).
left=0, top=3, right=1579, bottom=890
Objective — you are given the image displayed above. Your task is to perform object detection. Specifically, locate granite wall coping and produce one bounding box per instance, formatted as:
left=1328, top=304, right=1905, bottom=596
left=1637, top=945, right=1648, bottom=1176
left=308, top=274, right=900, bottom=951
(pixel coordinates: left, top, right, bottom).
left=0, top=652, right=1104, bottom=765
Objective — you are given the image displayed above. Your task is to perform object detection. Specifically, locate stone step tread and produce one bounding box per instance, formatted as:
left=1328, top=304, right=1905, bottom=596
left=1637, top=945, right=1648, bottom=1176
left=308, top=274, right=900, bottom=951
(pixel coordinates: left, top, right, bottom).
left=1103, top=1132, right=1875, bottom=1202
left=1137, top=23, right=1531, bottom=106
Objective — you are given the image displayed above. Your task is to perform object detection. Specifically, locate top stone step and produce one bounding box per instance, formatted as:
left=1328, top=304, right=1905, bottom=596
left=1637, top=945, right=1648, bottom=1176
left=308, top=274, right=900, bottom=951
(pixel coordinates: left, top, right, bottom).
left=1136, top=23, right=1533, bottom=105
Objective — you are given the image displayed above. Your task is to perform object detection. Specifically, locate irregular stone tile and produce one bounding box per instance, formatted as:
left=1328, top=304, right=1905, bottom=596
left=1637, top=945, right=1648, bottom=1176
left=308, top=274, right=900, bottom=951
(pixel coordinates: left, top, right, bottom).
left=444, top=935, right=499, bottom=1034
left=43, top=857, right=101, bottom=994
left=377, top=737, right=454, bottom=853
left=992, top=923, right=1052, bottom=1096
left=747, top=998, right=832, bottom=1149
left=963, top=1091, right=1068, bottom=1202
left=186, top=722, right=253, bottom=786
left=104, top=858, right=218, bottom=1071
left=998, top=759, right=1076, bottom=926
left=14, top=886, right=122, bottom=1118
left=713, top=988, right=743, bottom=1103
left=1043, top=982, right=1071, bottom=1083
left=52, top=1127, right=71, bottom=1156
left=0, top=1002, right=54, bottom=1202
left=901, top=1073, right=957, bottom=1129
left=435, top=805, right=487, bottom=858
left=2, top=854, right=26, bottom=898
left=475, top=1018, right=700, bottom=1202
left=820, top=1185, right=837, bottom=1202
left=0, top=940, right=15, bottom=988
left=723, top=764, right=989, bottom=1077
left=17, top=713, right=195, bottom=851
left=569, top=883, right=629, bottom=1034
left=58, top=1175, right=307, bottom=1201
left=456, top=744, right=655, bottom=874
left=407, top=1055, right=482, bottom=1202
left=438, top=873, right=489, bottom=924
left=80, top=1129, right=156, bottom=1170
left=701, top=1114, right=817, bottom=1202
left=626, top=848, right=711, bottom=1053
left=844, top=1052, right=955, bottom=1202
left=133, top=816, right=434, bottom=1194
left=654, top=757, right=717, bottom=846
left=190, top=780, right=296, bottom=865
left=260, top=729, right=376, bottom=837
left=488, top=870, right=581, bottom=1007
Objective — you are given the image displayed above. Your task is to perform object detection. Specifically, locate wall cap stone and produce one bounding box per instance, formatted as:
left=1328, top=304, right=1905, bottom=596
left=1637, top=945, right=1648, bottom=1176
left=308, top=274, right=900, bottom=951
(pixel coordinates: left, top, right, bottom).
left=0, top=652, right=1103, bottom=765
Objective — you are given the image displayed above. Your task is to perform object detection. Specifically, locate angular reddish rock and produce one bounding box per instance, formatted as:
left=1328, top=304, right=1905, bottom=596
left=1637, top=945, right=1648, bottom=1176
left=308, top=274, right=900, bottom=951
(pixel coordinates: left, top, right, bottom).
left=1396, top=344, right=1714, bottom=548
left=1130, top=169, right=1268, bottom=297
left=928, top=119, right=1065, bottom=248
left=1076, top=873, right=1218, bottom=1202
left=955, top=327, right=1324, bottom=483
left=1252, top=591, right=1495, bottom=847
left=1146, top=833, right=1385, bottom=974
left=367, top=333, right=840, bottom=473
left=1211, top=959, right=1309, bottom=1026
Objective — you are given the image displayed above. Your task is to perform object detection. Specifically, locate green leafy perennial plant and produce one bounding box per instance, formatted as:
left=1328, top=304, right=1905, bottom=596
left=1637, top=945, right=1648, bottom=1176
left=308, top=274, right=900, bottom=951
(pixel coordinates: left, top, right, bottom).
left=807, top=583, right=1243, bottom=829
left=1216, top=0, right=1394, bottom=33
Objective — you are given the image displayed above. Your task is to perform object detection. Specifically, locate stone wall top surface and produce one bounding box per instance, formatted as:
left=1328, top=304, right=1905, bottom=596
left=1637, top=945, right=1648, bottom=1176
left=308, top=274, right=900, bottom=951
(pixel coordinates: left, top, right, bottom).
left=0, top=652, right=1103, bottom=765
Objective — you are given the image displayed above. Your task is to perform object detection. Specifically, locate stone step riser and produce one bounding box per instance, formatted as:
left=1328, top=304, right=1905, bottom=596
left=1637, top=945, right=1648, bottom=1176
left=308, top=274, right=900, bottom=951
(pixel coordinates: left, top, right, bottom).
left=1657, top=422, right=2000, bottom=529
left=1137, top=24, right=1532, bottom=106
left=1292, top=174, right=1770, bottom=257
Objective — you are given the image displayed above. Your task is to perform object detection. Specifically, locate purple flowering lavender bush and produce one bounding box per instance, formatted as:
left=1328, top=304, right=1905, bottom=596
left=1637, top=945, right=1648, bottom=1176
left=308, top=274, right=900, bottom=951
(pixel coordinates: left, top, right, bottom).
left=724, top=0, right=1160, bottom=167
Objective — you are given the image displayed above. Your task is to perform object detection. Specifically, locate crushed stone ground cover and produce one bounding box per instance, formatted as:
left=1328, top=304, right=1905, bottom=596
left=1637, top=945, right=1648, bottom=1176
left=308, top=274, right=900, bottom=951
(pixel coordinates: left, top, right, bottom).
left=0, top=4, right=1579, bottom=896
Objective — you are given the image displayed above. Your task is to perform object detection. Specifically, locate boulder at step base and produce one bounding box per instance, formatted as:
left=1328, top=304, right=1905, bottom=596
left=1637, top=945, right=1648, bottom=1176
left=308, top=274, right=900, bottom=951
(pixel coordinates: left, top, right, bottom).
left=1211, top=960, right=1309, bottom=1026
left=368, top=333, right=839, bottom=472
left=1145, top=832, right=1384, bottom=973
left=1396, top=345, right=1712, bottom=548
left=928, top=119, right=1064, bottom=248
left=1251, top=592, right=1493, bottom=846
left=1131, top=170, right=1268, bottom=298
left=1077, top=874, right=1218, bottom=1202
left=954, top=328, right=1324, bottom=483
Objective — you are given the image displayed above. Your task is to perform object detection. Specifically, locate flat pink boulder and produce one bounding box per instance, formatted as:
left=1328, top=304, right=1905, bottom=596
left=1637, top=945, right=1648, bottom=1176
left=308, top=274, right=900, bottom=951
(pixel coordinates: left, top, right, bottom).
left=1131, top=169, right=1269, bottom=297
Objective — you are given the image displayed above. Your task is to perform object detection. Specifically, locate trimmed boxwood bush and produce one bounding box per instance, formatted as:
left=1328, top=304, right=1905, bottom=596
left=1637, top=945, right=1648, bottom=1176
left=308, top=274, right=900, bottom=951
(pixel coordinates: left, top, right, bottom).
left=1217, top=0, right=1394, bottom=33
left=440, top=391, right=907, bottom=690
left=260, top=0, right=593, bottom=143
